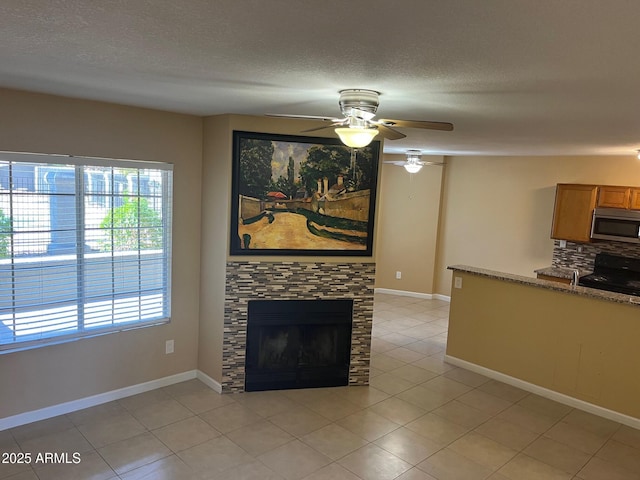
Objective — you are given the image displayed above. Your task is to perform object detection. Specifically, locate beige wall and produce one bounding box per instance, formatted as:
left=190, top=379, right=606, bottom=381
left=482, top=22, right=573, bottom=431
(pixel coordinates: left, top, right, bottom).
left=447, top=272, right=640, bottom=420
left=0, top=88, right=203, bottom=418
left=198, top=115, right=230, bottom=383
left=434, top=155, right=640, bottom=296
left=374, top=155, right=444, bottom=294
left=198, top=114, right=383, bottom=383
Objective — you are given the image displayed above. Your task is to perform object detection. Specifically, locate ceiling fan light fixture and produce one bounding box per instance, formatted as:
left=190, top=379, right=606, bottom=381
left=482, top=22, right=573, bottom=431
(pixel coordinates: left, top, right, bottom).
left=335, top=127, right=378, bottom=148
left=404, top=163, right=423, bottom=173
left=406, top=149, right=421, bottom=161
left=403, top=149, right=423, bottom=173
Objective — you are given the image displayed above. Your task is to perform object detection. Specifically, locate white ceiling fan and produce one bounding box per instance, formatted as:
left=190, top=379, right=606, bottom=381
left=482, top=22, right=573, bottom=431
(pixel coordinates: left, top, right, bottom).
left=268, top=89, right=454, bottom=148
left=384, top=149, right=444, bottom=173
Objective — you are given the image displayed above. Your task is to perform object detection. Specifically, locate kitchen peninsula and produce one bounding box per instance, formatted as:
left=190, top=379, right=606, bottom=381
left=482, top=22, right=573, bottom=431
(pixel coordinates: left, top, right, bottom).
left=446, top=265, right=640, bottom=428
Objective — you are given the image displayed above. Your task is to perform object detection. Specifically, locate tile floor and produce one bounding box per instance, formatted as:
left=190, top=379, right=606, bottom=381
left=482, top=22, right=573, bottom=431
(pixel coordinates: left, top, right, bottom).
left=2, top=292, right=640, bottom=480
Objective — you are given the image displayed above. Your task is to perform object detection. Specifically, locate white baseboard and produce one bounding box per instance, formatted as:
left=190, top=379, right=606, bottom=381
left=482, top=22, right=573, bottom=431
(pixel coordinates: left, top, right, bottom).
left=196, top=370, right=223, bottom=394
left=375, top=288, right=450, bottom=302
left=0, top=369, right=212, bottom=431
left=445, top=355, right=640, bottom=430
left=433, top=293, right=451, bottom=302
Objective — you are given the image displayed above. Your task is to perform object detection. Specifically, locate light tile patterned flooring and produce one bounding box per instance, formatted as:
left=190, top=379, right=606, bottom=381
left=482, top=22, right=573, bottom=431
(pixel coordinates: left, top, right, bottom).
left=2, top=292, right=640, bottom=480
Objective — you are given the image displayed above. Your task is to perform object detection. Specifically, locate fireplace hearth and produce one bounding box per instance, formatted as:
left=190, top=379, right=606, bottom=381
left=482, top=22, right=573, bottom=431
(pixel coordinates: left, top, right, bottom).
left=245, top=299, right=353, bottom=391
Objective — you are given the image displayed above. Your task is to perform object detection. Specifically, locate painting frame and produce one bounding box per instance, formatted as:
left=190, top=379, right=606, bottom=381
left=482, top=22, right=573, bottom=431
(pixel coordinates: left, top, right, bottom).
left=230, top=130, right=380, bottom=256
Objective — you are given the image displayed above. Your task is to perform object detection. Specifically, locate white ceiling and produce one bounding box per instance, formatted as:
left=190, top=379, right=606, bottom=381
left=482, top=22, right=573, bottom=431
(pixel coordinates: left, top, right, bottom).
left=2, top=0, right=640, bottom=156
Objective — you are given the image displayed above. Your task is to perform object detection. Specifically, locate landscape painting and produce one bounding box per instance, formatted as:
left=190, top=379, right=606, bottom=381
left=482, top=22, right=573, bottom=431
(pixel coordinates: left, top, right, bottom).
left=230, top=131, right=380, bottom=256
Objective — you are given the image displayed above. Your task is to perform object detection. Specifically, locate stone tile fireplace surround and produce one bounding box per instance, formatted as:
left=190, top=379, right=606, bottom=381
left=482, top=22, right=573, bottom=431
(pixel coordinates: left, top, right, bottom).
left=222, top=261, right=375, bottom=393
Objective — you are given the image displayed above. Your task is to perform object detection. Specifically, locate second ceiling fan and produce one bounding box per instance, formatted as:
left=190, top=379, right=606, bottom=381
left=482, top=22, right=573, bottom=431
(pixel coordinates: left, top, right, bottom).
left=268, top=89, right=454, bottom=148
left=384, top=149, right=444, bottom=173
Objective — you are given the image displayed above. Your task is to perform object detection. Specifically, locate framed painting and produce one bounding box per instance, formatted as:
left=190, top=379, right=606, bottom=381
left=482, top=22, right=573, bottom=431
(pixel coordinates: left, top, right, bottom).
left=230, top=130, right=380, bottom=256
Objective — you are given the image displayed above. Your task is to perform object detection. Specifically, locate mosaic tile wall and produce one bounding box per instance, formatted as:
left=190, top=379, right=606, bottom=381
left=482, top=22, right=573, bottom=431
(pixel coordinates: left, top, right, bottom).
left=552, top=240, right=640, bottom=271
left=222, top=261, right=375, bottom=393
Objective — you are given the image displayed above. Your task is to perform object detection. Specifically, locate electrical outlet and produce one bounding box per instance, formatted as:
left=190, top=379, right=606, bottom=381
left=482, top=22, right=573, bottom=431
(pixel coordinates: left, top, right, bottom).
left=559, top=240, right=567, bottom=248
left=165, top=339, right=174, bottom=354
left=395, top=271, right=402, bottom=280
left=454, top=276, right=463, bottom=289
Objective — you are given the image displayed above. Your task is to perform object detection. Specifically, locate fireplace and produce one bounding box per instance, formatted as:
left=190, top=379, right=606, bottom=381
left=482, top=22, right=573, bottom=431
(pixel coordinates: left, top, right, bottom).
left=245, top=299, right=353, bottom=391
left=222, top=261, right=374, bottom=393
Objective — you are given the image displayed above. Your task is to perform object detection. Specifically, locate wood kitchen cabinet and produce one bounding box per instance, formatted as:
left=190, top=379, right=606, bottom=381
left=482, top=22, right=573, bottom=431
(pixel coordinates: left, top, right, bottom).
left=597, top=186, right=631, bottom=208
left=551, top=184, right=598, bottom=243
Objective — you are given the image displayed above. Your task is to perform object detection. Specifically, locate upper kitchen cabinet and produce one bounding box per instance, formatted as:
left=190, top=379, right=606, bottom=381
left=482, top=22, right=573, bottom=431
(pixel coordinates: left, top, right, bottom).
left=597, top=186, right=631, bottom=208
left=551, top=184, right=598, bottom=243
left=596, top=185, right=640, bottom=209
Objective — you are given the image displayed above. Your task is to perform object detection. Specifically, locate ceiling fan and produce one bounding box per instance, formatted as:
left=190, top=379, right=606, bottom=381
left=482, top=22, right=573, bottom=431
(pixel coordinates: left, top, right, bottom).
left=267, top=89, right=454, bottom=148
left=384, top=149, right=444, bottom=173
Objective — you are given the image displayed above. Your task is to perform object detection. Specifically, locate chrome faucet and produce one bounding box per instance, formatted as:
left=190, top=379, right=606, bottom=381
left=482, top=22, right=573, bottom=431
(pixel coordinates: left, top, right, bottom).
left=571, top=269, right=580, bottom=286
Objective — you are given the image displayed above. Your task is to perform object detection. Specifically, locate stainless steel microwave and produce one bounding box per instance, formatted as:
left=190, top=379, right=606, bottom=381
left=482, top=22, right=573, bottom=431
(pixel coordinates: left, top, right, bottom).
left=591, top=207, right=640, bottom=243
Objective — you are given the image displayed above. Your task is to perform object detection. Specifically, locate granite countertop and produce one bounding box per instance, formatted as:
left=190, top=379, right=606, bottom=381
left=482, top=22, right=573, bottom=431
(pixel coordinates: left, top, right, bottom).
left=534, top=266, right=592, bottom=280
left=448, top=264, right=640, bottom=307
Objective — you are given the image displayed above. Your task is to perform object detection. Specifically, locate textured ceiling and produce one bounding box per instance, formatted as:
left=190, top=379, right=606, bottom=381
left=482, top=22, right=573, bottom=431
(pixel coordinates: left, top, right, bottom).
left=2, top=0, right=640, bottom=155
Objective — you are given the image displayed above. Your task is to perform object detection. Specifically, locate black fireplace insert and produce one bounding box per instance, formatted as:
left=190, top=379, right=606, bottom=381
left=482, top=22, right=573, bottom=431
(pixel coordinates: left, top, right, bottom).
left=245, top=299, right=353, bottom=392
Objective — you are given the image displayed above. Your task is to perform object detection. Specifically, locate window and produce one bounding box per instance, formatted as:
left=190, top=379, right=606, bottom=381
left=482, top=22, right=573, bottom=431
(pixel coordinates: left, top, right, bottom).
left=0, top=152, right=173, bottom=353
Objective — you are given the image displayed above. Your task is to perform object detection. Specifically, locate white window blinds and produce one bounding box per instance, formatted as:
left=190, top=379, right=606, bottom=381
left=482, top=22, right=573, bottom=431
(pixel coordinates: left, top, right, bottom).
left=0, top=153, right=173, bottom=353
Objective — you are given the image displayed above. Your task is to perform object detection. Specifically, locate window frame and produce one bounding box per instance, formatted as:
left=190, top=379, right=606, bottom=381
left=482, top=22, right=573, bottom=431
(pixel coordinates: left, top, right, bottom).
left=0, top=152, right=173, bottom=353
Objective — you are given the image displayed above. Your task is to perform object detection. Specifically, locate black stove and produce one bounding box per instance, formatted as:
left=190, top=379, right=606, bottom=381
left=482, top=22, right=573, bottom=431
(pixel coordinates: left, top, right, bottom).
left=579, top=253, right=640, bottom=296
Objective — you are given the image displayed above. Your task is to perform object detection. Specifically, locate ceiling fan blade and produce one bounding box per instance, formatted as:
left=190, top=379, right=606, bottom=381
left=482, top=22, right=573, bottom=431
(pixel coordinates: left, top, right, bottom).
left=376, top=123, right=406, bottom=140
left=266, top=113, right=343, bottom=122
left=301, top=123, right=343, bottom=133
left=382, top=161, right=407, bottom=165
left=378, top=119, right=454, bottom=132
left=383, top=160, right=445, bottom=166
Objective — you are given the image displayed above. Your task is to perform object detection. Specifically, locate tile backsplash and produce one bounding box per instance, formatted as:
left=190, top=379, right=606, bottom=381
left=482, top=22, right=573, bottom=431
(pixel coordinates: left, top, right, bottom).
left=552, top=240, right=640, bottom=271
